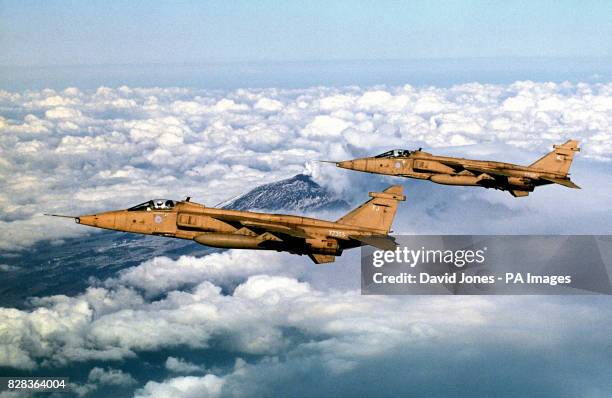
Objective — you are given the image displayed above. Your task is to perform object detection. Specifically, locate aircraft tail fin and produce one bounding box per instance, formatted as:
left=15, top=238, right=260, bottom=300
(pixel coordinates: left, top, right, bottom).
left=529, top=139, right=580, bottom=175
left=336, top=185, right=405, bottom=233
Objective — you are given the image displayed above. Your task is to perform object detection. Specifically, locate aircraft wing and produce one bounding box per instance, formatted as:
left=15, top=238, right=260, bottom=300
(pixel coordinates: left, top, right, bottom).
left=442, top=161, right=581, bottom=188
left=238, top=220, right=313, bottom=239
left=431, top=158, right=511, bottom=177
left=438, top=161, right=515, bottom=178
left=350, top=235, right=398, bottom=250
left=424, top=158, right=467, bottom=173
left=464, top=166, right=515, bottom=178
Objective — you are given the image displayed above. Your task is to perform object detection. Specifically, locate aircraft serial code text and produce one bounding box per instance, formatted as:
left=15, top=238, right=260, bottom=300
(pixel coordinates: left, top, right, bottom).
left=372, top=273, right=572, bottom=286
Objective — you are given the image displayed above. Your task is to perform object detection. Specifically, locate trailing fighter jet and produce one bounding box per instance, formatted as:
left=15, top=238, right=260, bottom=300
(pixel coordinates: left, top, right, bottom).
left=46, top=186, right=405, bottom=264
left=328, top=140, right=580, bottom=197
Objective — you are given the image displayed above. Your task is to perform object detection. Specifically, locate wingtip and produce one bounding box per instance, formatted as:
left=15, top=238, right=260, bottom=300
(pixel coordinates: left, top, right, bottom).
left=383, top=185, right=405, bottom=194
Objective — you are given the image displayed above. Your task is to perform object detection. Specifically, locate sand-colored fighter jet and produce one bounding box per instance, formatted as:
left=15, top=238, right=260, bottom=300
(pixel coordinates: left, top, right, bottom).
left=329, top=140, right=580, bottom=197
left=46, top=186, right=405, bottom=264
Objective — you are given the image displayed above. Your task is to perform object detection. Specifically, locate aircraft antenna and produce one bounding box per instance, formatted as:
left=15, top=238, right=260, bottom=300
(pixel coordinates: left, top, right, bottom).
left=44, top=214, right=77, bottom=219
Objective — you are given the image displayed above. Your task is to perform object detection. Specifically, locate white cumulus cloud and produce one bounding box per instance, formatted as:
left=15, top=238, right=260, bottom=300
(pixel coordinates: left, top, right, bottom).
left=0, top=81, right=611, bottom=251
left=135, top=374, right=224, bottom=398
left=165, top=357, right=205, bottom=374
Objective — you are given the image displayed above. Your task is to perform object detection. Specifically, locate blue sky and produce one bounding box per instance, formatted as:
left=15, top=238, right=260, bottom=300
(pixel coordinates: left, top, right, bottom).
left=1, top=0, right=612, bottom=66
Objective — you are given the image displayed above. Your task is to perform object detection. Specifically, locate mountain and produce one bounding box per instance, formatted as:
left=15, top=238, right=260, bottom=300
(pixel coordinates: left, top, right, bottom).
left=222, top=174, right=349, bottom=211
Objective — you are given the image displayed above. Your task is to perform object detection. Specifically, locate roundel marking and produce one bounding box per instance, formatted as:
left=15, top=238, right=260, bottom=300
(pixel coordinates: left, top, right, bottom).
left=154, top=215, right=163, bottom=224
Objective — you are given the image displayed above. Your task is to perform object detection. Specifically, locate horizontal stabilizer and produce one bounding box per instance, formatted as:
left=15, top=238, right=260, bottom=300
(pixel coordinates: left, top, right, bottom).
left=350, top=235, right=398, bottom=250
left=308, top=253, right=336, bottom=264
left=540, top=176, right=581, bottom=189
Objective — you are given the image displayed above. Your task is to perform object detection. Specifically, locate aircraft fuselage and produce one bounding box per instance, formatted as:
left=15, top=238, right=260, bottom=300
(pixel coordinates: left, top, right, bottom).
left=67, top=187, right=406, bottom=264
left=334, top=141, right=580, bottom=197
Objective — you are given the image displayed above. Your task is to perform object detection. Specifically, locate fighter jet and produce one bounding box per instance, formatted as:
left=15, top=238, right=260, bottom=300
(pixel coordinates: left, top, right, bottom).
left=329, top=140, right=580, bottom=197
left=46, top=186, right=405, bottom=264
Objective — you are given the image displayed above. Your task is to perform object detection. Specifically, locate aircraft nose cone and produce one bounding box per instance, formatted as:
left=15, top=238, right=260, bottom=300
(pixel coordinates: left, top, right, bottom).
left=336, top=160, right=355, bottom=169
left=77, top=213, right=116, bottom=230
left=77, top=215, right=99, bottom=227
left=76, top=215, right=94, bottom=226
left=337, top=159, right=368, bottom=171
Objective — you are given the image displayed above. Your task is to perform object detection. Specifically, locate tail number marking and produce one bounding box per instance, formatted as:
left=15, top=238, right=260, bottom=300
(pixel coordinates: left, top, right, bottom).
left=329, top=230, right=347, bottom=238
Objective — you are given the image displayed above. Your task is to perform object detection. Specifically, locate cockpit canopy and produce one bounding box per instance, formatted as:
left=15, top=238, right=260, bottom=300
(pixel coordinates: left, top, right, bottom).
left=374, top=149, right=413, bottom=158
left=128, top=199, right=176, bottom=211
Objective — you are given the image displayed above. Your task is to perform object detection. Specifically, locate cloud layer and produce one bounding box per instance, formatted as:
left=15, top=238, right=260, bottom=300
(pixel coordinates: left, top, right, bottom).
left=2, top=250, right=612, bottom=397
left=1, top=82, right=612, bottom=249
left=1, top=82, right=612, bottom=397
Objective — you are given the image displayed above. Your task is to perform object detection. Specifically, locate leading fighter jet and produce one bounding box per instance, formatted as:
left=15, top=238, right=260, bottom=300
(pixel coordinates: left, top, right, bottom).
left=46, top=186, right=405, bottom=264
left=328, top=140, right=580, bottom=197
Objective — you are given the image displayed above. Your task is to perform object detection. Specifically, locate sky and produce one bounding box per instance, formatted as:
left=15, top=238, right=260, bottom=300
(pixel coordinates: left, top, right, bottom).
left=1, top=0, right=612, bottom=66
left=1, top=2, right=612, bottom=397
